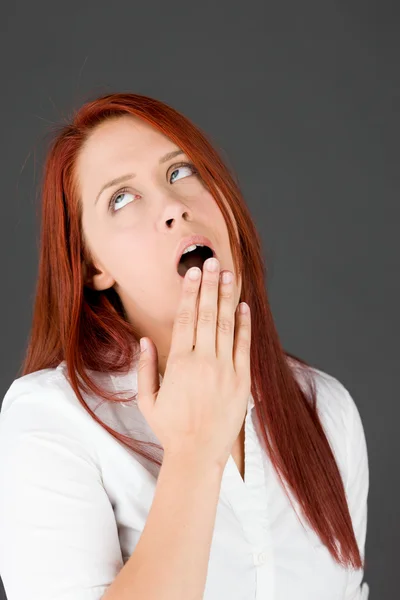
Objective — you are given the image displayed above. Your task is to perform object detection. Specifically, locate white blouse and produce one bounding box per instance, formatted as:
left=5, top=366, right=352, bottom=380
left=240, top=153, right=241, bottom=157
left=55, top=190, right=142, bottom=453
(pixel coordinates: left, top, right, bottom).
left=0, top=356, right=370, bottom=600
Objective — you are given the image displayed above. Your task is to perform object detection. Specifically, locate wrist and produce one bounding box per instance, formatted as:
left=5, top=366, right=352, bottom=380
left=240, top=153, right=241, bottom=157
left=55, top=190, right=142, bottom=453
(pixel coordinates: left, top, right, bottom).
left=162, top=448, right=226, bottom=480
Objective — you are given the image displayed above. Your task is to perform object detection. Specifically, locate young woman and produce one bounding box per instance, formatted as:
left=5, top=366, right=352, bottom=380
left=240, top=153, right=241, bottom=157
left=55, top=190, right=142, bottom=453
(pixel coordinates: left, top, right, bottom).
left=0, top=92, right=369, bottom=599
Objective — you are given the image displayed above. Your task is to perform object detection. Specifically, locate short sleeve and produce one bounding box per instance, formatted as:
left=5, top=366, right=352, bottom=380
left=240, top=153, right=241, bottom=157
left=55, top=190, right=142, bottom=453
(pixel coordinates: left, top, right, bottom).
left=0, top=387, right=124, bottom=600
left=342, top=387, right=370, bottom=600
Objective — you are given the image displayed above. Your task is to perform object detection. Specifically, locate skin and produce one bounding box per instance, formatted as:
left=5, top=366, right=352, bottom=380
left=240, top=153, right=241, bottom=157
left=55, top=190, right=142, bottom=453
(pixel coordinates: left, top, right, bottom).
left=77, top=115, right=245, bottom=477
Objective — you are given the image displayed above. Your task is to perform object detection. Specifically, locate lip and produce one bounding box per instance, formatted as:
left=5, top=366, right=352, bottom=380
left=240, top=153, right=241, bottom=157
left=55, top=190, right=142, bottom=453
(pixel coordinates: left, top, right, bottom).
left=175, top=234, right=217, bottom=271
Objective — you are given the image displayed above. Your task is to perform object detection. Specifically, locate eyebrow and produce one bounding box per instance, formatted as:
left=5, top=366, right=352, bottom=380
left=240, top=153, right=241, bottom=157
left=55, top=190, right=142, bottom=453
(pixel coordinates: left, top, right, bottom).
left=95, top=148, right=185, bottom=205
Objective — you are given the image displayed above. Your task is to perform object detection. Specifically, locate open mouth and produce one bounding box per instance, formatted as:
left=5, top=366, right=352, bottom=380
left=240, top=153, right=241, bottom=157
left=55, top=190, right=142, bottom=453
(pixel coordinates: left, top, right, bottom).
left=177, top=245, right=215, bottom=277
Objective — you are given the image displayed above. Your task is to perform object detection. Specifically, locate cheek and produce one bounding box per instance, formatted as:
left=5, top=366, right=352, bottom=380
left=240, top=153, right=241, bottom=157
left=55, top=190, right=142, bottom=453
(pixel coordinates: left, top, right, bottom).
left=110, top=237, right=166, bottom=286
left=88, top=227, right=141, bottom=280
left=208, top=190, right=239, bottom=240
left=220, top=199, right=239, bottom=240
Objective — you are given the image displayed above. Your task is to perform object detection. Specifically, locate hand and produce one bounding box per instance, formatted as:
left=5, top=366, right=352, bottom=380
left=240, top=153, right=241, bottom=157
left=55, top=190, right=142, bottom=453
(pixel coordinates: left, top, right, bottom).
left=137, top=257, right=251, bottom=469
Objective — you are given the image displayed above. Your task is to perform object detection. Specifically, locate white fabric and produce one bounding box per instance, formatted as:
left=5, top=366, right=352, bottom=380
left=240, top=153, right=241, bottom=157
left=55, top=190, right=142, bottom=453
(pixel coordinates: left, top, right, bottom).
left=0, top=356, right=369, bottom=599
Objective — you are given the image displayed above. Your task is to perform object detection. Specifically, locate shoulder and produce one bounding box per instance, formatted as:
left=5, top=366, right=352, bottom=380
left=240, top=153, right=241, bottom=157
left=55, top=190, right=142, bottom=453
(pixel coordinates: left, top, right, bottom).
left=288, top=357, right=365, bottom=435
left=287, top=357, right=369, bottom=491
left=0, top=362, right=151, bottom=464
left=1, top=364, right=69, bottom=424
left=0, top=366, right=124, bottom=598
left=1, top=362, right=93, bottom=419
left=0, top=363, right=103, bottom=467
left=2, top=365, right=61, bottom=408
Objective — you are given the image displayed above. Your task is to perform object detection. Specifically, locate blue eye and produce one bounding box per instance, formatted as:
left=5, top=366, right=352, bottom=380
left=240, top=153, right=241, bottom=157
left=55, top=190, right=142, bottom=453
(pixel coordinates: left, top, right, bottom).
left=169, top=162, right=197, bottom=183
left=108, top=188, right=136, bottom=212
left=108, top=162, right=198, bottom=213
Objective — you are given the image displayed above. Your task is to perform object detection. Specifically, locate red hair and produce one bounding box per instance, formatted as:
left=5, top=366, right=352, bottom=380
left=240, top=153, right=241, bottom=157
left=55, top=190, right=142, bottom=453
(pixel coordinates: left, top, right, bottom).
left=21, top=92, right=363, bottom=570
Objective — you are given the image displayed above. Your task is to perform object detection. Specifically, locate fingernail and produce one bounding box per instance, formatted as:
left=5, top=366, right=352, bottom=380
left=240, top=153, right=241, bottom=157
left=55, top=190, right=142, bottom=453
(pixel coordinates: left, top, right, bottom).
left=188, top=267, right=201, bottom=280
left=221, top=271, right=233, bottom=284
left=206, top=257, right=218, bottom=271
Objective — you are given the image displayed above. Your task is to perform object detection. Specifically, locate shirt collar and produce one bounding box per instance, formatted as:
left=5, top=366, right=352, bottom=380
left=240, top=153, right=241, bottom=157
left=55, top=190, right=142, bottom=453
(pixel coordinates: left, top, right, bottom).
left=248, top=393, right=255, bottom=411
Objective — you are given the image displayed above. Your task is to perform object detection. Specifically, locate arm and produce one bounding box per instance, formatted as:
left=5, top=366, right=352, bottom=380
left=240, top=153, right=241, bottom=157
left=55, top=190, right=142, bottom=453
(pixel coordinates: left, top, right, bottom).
left=102, top=451, right=224, bottom=600
left=0, top=387, right=224, bottom=600
left=0, top=392, right=124, bottom=600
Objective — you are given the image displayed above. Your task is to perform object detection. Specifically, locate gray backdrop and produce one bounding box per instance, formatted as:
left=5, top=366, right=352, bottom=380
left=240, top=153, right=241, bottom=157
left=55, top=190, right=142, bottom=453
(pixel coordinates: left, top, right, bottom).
left=1, top=0, right=398, bottom=598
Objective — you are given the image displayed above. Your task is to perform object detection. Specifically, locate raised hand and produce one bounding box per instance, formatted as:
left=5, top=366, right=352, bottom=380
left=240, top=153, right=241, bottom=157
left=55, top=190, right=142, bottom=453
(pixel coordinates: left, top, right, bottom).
left=137, top=257, right=251, bottom=470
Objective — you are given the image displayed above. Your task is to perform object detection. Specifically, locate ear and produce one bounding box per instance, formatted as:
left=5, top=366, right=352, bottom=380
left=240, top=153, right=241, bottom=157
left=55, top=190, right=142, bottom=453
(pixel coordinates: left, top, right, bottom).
left=91, top=269, right=115, bottom=291
left=83, top=261, right=115, bottom=291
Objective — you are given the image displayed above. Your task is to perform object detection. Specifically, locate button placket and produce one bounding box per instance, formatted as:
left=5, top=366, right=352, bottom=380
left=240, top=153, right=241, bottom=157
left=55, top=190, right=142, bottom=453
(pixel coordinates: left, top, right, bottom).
left=253, top=550, right=268, bottom=566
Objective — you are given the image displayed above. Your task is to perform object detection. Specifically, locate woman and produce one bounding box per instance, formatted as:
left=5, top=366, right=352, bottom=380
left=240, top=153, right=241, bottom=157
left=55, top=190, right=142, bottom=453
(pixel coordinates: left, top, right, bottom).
left=0, top=92, right=369, bottom=599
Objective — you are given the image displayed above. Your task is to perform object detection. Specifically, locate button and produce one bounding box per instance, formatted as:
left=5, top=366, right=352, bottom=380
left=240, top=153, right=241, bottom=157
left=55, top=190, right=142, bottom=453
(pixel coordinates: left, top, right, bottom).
left=253, top=550, right=268, bottom=565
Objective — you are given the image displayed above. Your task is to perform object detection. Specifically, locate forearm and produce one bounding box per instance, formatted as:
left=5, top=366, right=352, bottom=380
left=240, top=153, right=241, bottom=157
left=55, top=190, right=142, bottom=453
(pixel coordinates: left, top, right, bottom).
left=102, top=452, right=224, bottom=600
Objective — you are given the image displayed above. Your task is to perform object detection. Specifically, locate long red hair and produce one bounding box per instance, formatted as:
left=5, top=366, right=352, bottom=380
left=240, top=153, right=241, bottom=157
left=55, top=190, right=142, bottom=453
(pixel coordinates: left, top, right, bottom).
left=20, top=92, right=363, bottom=570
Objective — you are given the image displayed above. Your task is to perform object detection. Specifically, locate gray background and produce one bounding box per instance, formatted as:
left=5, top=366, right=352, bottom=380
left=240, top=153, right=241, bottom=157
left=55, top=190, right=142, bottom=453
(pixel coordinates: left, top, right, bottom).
left=1, top=0, right=398, bottom=597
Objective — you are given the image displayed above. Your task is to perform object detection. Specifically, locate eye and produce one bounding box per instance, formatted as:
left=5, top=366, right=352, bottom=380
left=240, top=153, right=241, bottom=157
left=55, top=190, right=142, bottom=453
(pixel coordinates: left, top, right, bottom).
left=108, top=162, right=198, bottom=213
left=108, top=188, right=136, bottom=213
left=169, top=162, right=198, bottom=183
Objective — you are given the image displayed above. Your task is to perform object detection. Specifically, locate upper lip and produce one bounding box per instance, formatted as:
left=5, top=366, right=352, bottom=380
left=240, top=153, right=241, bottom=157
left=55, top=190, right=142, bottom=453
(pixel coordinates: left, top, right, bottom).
left=175, top=234, right=217, bottom=270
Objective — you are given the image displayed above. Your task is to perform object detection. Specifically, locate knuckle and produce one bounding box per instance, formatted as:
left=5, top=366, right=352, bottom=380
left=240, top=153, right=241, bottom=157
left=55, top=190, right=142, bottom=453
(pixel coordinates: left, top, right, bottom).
left=137, top=359, right=147, bottom=373
left=198, top=355, right=216, bottom=370
left=185, top=285, right=199, bottom=297
left=176, top=308, right=194, bottom=325
left=167, top=352, right=185, bottom=367
left=236, top=339, right=250, bottom=354
left=217, top=315, right=233, bottom=334
left=198, top=308, right=214, bottom=324
left=202, top=277, right=218, bottom=289
left=219, top=287, right=233, bottom=300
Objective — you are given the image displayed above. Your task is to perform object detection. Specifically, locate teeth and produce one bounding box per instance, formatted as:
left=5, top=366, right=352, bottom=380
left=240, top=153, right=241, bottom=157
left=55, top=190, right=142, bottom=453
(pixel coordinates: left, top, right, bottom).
left=182, top=243, right=205, bottom=255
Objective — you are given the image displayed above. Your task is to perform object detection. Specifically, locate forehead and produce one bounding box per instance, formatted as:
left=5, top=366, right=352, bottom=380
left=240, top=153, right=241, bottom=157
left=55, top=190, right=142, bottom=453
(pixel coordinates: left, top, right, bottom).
left=76, top=116, right=174, bottom=187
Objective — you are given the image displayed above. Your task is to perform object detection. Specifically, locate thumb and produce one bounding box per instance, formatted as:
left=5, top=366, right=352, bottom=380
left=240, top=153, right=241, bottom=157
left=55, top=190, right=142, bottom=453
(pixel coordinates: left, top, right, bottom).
left=136, top=337, right=159, bottom=416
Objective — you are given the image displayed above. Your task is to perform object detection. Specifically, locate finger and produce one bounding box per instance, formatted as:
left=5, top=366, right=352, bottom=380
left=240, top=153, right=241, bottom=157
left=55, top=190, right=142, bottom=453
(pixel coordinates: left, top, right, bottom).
left=136, top=337, right=159, bottom=414
left=193, top=257, right=220, bottom=357
left=170, top=266, right=203, bottom=356
left=232, top=302, right=251, bottom=380
left=215, top=269, right=236, bottom=362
